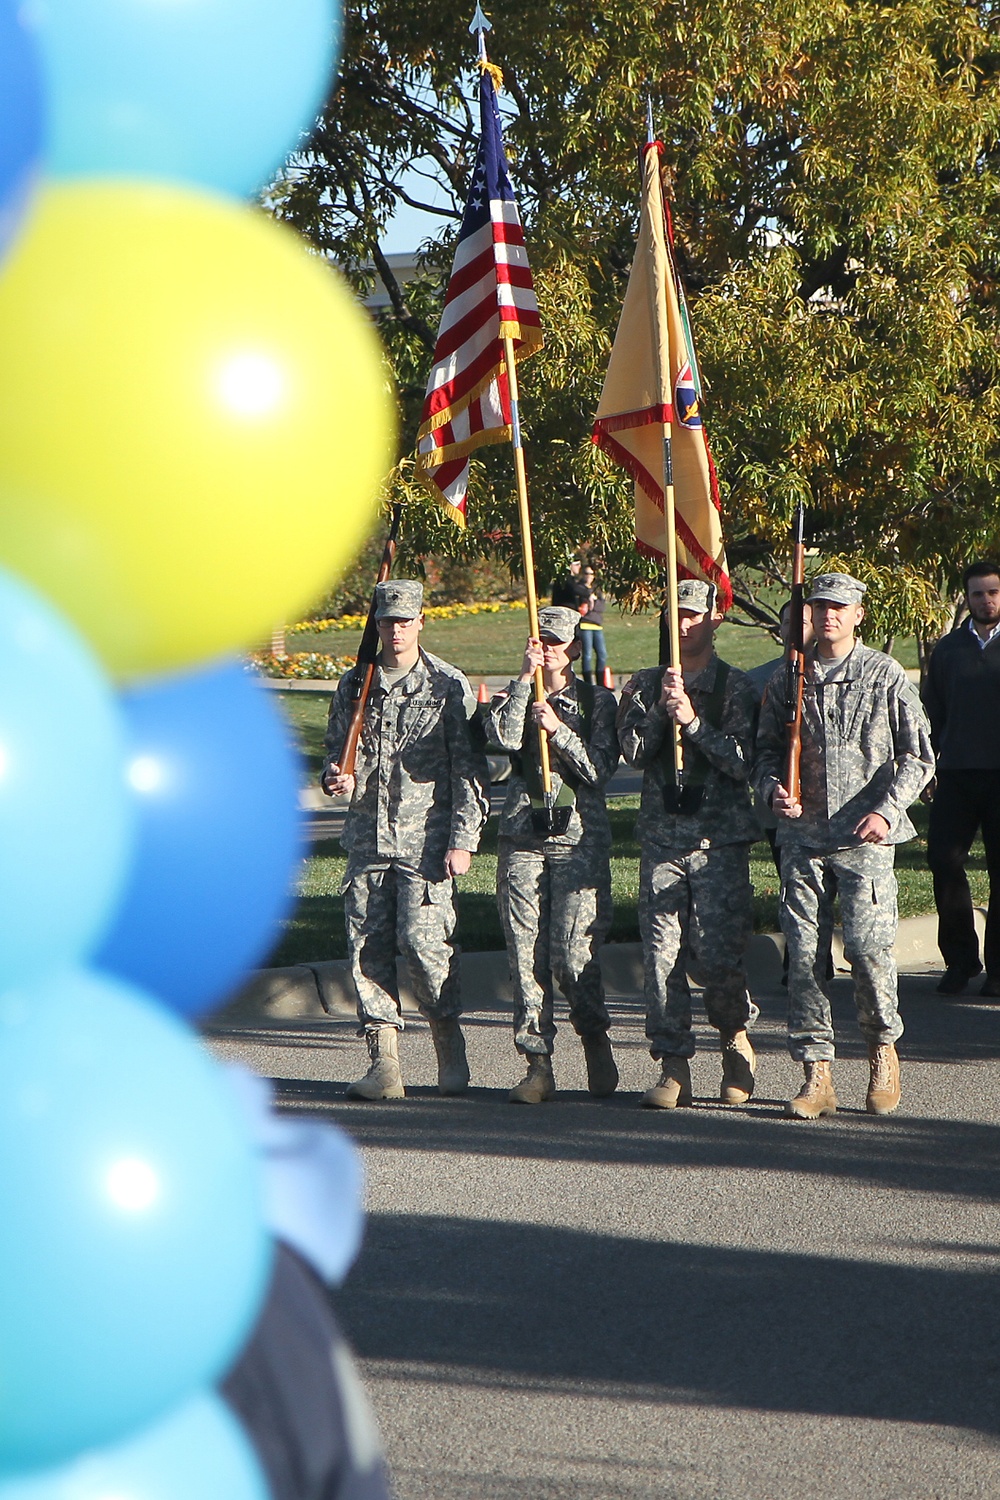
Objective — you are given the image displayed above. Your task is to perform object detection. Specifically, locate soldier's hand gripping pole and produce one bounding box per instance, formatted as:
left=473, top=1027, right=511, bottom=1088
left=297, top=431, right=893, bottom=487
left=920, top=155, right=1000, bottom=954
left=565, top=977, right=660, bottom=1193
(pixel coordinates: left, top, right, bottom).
left=337, top=503, right=404, bottom=778
left=784, top=499, right=806, bottom=801
left=502, top=333, right=555, bottom=826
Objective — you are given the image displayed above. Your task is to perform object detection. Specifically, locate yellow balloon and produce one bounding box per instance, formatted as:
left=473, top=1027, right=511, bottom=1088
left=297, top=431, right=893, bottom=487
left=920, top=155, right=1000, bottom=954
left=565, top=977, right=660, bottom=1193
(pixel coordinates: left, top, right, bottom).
left=0, top=181, right=396, bottom=675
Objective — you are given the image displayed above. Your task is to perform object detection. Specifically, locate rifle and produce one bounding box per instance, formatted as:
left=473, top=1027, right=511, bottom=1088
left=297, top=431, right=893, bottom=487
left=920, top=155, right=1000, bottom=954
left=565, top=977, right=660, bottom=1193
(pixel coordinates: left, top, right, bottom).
left=784, top=500, right=806, bottom=800
left=334, top=503, right=403, bottom=779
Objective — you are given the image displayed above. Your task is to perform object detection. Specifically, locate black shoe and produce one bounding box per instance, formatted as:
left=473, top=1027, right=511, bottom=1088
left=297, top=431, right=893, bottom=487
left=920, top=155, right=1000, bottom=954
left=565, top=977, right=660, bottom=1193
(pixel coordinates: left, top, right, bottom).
left=981, top=976, right=1000, bottom=998
left=936, top=965, right=983, bottom=995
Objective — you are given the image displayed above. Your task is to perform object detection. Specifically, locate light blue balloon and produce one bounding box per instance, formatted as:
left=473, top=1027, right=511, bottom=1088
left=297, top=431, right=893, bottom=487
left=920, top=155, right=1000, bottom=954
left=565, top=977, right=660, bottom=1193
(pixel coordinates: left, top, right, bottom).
left=95, top=660, right=303, bottom=1020
left=0, top=0, right=44, bottom=262
left=0, top=1394, right=268, bottom=1499
left=37, top=0, right=341, bottom=197
left=0, top=564, right=132, bottom=988
left=0, top=969, right=272, bottom=1474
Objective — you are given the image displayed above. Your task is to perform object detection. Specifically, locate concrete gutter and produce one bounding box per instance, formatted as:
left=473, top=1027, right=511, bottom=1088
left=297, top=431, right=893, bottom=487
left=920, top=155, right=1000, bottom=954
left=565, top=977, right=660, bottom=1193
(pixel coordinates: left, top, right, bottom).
left=208, top=910, right=980, bottom=1031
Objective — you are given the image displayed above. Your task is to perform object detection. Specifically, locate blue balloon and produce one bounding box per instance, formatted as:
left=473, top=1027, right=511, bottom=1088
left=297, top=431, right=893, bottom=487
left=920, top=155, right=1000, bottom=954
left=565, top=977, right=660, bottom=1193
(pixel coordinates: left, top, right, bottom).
left=0, top=969, right=271, bottom=1473
left=0, top=0, right=43, bottom=261
left=0, top=1394, right=268, bottom=1499
left=38, top=0, right=340, bottom=197
left=0, top=564, right=132, bottom=988
left=95, top=660, right=303, bottom=1019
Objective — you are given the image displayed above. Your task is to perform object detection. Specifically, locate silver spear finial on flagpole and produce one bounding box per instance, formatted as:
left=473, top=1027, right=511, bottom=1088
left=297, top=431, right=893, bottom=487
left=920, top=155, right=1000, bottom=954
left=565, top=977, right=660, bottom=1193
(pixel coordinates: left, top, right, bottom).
left=469, top=2, right=492, bottom=61
left=646, top=93, right=655, bottom=144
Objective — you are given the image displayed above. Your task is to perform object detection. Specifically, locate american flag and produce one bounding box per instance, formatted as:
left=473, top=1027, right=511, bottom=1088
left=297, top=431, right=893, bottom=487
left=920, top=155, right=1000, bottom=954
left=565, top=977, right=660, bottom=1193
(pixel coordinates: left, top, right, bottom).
left=414, top=67, right=542, bottom=523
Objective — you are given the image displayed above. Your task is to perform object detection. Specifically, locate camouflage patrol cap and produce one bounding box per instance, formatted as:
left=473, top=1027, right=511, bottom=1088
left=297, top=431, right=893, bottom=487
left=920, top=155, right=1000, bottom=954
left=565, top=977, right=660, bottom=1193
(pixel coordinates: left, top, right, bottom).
left=374, top=579, right=424, bottom=620
left=665, top=578, right=717, bottom=615
left=537, top=606, right=581, bottom=642
left=807, top=572, right=867, bottom=606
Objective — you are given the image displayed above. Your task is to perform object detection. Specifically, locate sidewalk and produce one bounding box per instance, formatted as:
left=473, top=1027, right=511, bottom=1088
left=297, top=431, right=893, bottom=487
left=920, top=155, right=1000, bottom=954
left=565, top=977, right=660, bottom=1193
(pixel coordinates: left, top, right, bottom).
left=208, top=911, right=968, bottom=1031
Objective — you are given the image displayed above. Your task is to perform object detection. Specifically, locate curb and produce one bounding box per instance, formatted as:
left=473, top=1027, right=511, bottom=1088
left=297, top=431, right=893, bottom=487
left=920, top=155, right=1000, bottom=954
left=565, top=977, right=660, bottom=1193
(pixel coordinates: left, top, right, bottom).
left=207, top=910, right=979, bottom=1031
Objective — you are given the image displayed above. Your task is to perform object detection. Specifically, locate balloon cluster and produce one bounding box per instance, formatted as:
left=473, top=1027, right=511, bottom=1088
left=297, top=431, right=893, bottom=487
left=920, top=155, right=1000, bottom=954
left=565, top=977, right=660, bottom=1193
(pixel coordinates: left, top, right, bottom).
left=0, top=3, right=394, bottom=1494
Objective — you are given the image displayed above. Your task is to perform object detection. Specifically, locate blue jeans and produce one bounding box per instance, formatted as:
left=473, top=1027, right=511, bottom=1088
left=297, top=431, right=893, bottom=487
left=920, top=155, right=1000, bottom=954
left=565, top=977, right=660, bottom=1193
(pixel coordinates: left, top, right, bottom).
left=580, top=626, right=607, bottom=681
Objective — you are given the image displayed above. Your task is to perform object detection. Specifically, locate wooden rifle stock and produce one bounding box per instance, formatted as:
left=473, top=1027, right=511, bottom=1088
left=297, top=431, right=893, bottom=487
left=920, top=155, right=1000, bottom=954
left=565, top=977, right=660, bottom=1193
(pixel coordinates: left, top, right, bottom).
left=337, top=504, right=403, bottom=778
left=784, top=501, right=806, bottom=801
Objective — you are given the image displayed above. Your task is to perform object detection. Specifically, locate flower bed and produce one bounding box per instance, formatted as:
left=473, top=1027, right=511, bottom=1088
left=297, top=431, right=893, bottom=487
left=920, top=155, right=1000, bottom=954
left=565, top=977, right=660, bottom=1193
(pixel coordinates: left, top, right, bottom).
left=247, top=650, right=356, bottom=680
left=287, top=600, right=526, bottom=634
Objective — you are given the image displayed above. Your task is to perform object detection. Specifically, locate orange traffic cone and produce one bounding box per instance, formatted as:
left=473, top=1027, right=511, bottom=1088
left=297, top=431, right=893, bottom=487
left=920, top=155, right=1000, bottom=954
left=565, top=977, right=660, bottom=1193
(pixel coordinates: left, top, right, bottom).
left=477, top=680, right=490, bottom=703
left=602, top=667, right=615, bottom=690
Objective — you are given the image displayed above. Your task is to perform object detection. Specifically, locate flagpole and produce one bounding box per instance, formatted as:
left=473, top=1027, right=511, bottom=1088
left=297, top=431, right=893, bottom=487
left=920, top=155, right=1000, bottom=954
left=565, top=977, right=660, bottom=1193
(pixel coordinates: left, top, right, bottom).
left=500, top=334, right=553, bottom=804
left=470, top=3, right=554, bottom=809
left=645, top=107, right=684, bottom=787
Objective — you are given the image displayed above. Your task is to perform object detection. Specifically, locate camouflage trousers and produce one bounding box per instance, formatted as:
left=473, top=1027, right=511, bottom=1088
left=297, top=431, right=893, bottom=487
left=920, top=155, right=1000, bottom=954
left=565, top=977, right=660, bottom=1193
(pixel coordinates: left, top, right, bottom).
left=640, top=843, right=755, bottom=1059
left=342, top=859, right=461, bottom=1032
left=497, top=837, right=613, bottom=1056
left=780, top=842, right=902, bottom=1062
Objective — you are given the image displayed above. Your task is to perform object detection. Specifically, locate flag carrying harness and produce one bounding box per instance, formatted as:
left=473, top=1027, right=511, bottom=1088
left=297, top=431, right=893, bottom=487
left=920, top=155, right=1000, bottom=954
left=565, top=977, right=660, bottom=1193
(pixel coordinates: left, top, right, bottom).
left=659, top=662, right=729, bottom=814
left=510, top=677, right=596, bottom=836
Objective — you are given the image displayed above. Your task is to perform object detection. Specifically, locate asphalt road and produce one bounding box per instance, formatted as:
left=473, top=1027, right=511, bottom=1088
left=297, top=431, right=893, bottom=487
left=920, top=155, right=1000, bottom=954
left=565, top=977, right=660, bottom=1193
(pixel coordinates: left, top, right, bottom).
left=210, top=968, right=1000, bottom=1500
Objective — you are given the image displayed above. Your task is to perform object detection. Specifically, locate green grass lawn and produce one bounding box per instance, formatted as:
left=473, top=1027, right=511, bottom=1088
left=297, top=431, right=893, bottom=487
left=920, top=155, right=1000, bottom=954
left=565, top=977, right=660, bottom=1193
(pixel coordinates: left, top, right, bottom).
left=287, top=607, right=920, bottom=682
left=266, top=617, right=941, bottom=966
left=266, top=799, right=980, bottom=967
left=273, top=609, right=919, bottom=780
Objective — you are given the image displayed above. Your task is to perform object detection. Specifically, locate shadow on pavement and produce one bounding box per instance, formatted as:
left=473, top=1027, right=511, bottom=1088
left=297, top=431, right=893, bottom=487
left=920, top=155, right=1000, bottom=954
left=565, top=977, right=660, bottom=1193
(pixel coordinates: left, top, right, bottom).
left=336, top=1212, right=1000, bottom=1437
left=283, top=1086, right=1000, bottom=1202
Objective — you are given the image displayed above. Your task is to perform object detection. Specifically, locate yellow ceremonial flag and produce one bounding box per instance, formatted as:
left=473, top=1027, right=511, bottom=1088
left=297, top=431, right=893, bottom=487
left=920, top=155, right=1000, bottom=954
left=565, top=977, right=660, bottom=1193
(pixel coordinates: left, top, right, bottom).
left=593, top=141, right=730, bottom=605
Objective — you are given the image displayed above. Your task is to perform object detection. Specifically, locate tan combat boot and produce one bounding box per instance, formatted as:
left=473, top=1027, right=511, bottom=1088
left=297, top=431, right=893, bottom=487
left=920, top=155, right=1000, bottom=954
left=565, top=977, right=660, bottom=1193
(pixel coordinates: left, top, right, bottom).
left=345, top=1027, right=405, bottom=1101
left=641, top=1057, right=693, bottom=1110
left=509, top=1054, right=556, bottom=1104
left=786, top=1060, right=837, bottom=1119
left=720, top=1029, right=756, bottom=1104
left=428, top=1015, right=470, bottom=1096
left=866, top=1042, right=901, bottom=1116
left=581, top=1032, right=619, bottom=1097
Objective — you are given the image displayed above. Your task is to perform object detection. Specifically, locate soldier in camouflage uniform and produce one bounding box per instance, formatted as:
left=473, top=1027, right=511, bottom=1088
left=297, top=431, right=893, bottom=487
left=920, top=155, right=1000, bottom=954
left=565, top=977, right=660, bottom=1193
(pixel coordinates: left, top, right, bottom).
left=618, top=579, right=760, bottom=1108
left=487, top=606, right=620, bottom=1104
left=753, top=573, right=934, bottom=1119
left=322, top=581, right=490, bottom=1101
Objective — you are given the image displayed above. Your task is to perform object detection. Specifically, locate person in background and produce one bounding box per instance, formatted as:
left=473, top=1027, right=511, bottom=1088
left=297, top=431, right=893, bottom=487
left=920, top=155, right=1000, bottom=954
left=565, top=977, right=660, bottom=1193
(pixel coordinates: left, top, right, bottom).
left=322, top=580, right=490, bottom=1101
left=618, top=579, right=760, bottom=1109
left=551, top=556, right=590, bottom=613
left=579, top=564, right=609, bottom=685
left=487, top=606, right=620, bottom=1103
left=221, top=1067, right=392, bottom=1500
left=923, top=559, right=1000, bottom=997
left=753, top=574, right=934, bottom=1119
left=744, top=598, right=813, bottom=706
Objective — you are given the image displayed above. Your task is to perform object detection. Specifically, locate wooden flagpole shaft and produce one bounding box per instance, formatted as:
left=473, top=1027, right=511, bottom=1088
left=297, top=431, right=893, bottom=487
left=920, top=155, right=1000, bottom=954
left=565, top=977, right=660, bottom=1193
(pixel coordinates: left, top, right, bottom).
left=662, top=434, right=684, bottom=782
left=503, top=333, right=553, bottom=800
left=645, top=131, right=683, bottom=785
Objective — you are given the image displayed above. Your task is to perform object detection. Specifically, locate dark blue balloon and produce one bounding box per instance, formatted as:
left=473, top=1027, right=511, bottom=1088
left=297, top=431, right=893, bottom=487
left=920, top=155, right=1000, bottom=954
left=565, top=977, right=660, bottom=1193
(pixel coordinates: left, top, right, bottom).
left=96, top=661, right=304, bottom=1018
left=0, top=0, right=43, bottom=261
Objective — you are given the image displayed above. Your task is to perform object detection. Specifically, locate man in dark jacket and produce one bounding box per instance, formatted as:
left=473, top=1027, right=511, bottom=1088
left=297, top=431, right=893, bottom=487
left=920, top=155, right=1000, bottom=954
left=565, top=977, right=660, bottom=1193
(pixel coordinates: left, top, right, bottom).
left=922, top=560, right=1000, bottom=997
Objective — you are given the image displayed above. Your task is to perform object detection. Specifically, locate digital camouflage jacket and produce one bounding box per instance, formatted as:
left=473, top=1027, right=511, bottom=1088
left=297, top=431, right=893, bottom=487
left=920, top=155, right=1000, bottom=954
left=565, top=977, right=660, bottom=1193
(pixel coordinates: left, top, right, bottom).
left=618, top=655, right=759, bottom=852
left=324, top=649, right=490, bottom=877
left=486, top=675, right=619, bottom=849
left=753, top=642, right=934, bottom=849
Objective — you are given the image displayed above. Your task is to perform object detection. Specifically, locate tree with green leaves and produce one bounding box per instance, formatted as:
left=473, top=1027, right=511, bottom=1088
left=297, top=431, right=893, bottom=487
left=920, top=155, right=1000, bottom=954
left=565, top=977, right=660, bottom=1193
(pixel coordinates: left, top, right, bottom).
left=274, top=0, right=1000, bottom=643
